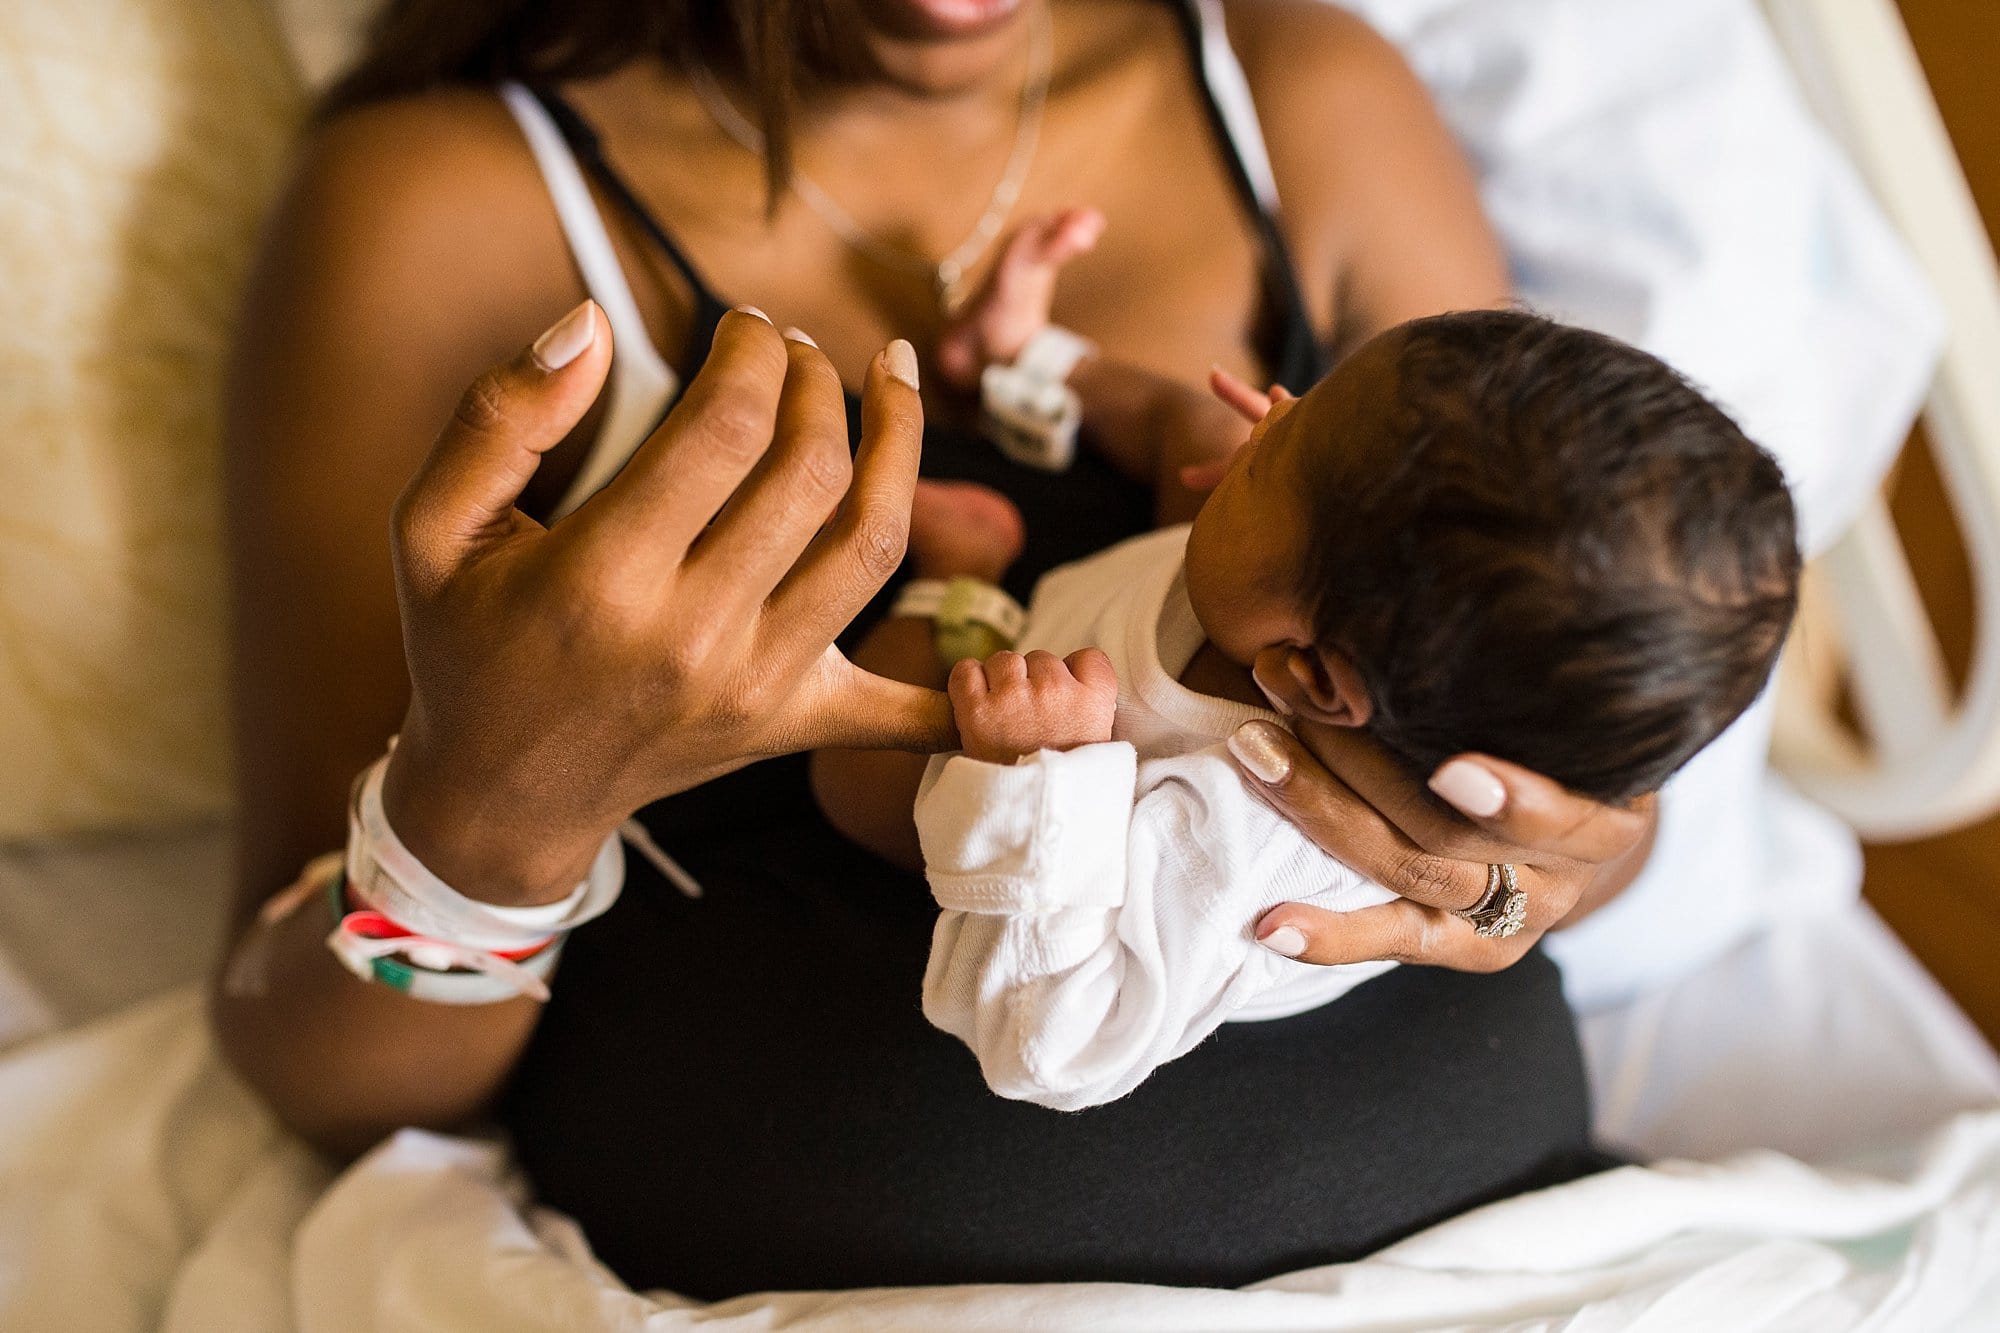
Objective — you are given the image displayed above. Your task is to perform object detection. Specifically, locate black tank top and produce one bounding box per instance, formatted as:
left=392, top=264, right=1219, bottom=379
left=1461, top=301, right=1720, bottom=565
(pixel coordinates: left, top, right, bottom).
left=501, top=4, right=1601, bottom=1299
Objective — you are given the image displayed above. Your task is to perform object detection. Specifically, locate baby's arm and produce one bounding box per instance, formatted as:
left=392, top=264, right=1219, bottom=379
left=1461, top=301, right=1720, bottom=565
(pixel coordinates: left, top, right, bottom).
left=917, top=670, right=1396, bottom=1110
left=938, top=211, right=1247, bottom=524
left=809, top=482, right=1024, bottom=871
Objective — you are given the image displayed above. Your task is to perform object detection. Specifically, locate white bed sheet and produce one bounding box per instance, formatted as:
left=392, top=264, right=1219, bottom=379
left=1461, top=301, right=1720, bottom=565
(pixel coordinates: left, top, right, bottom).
left=0, top=978, right=1995, bottom=1332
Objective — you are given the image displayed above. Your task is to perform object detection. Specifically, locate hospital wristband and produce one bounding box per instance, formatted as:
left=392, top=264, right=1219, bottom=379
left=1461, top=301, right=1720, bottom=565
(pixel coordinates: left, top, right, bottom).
left=893, top=576, right=1028, bottom=664
left=346, top=746, right=623, bottom=952
left=325, top=870, right=566, bottom=1004
left=980, top=326, right=1096, bottom=472
left=328, top=745, right=626, bottom=1004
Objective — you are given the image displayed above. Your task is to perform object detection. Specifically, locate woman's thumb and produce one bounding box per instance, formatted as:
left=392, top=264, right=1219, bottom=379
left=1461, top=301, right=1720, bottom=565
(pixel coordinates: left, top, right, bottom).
left=392, top=301, right=612, bottom=590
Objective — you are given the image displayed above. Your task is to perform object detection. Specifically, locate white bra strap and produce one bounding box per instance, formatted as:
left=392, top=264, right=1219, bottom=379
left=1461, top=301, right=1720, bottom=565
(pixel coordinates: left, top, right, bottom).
left=1191, top=0, right=1281, bottom=214
left=498, top=82, right=679, bottom=519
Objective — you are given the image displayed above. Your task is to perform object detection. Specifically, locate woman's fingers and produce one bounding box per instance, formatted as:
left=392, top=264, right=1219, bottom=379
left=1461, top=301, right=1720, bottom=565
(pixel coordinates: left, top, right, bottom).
left=1226, top=721, right=1495, bottom=913
left=687, top=329, right=853, bottom=593
left=1428, top=752, right=1654, bottom=864
left=392, top=300, right=610, bottom=594
left=768, top=340, right=925, bottom=655
left=1253, top=899, right=1526, bottom=972
left=585, top=307, right=790, bottom=565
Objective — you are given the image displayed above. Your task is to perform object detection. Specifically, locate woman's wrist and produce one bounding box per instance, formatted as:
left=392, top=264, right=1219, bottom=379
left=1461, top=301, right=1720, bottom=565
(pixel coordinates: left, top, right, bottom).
left=379, top=731, right=614, bottom=908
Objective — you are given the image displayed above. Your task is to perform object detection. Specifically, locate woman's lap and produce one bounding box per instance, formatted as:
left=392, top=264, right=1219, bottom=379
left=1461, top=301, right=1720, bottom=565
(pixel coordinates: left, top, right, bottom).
left=502, top=780, right=1603, bottom=1299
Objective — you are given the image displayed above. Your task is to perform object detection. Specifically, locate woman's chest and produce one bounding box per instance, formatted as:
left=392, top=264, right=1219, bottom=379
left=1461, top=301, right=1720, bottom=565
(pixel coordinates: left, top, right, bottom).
left=582, top=35, right=1308, bottom=392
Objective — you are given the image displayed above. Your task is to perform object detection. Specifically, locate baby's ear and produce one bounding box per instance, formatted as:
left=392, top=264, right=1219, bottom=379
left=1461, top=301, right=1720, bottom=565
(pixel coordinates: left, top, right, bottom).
left=1253, top=645, right=1373, bottom=728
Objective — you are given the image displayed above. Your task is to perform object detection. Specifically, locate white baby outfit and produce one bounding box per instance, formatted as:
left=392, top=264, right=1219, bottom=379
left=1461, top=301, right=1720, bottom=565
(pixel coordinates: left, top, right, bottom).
left=916, top=525, right=1397, bottom=1111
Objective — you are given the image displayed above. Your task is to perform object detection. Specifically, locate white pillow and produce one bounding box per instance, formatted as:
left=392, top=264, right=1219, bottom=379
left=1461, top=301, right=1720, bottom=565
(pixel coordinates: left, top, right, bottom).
left=0, top=0, right=303, bottom=839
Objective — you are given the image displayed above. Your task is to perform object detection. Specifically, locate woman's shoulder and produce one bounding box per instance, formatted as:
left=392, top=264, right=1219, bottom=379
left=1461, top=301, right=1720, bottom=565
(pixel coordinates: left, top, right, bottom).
left=1220, top=1, right=1421, bottom=105
left=245, top=85, right=590, bottom=427
left=232, top=86, right=600, bottom=513
left=1218, top=3, right=1507, bottom=338
left=280, top=88, right=565, bottom=296
left=1220, top=2, right=1444, bottom=210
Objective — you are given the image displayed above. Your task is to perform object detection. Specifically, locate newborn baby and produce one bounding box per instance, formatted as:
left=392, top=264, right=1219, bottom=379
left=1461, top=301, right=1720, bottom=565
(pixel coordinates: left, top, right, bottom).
left=814, top=230, right=1800, bottom=1111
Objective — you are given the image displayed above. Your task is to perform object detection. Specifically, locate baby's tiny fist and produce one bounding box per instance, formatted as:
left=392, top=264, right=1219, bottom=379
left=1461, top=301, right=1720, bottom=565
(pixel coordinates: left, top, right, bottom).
left=950, top=648, right=1118, bottom=765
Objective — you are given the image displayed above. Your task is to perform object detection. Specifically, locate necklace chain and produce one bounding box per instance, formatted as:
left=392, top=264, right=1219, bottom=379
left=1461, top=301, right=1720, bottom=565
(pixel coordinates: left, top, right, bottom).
left=686, top=3, right=1052, bottom=314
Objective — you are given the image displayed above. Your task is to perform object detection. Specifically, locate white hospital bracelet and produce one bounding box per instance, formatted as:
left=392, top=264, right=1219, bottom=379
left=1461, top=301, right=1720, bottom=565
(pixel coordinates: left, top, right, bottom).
left=980, top=326, right=1096, bottom=472
left=1017, top=325, right=1097, bottom=382
left=346, top=747, right=624, bottom=953
left=893, top=576, right=1028, bottom=664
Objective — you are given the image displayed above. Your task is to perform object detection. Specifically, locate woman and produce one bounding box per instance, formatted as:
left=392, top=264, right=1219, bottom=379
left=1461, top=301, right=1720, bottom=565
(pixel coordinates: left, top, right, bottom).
left=213, top=0, right=1652, bottom=1298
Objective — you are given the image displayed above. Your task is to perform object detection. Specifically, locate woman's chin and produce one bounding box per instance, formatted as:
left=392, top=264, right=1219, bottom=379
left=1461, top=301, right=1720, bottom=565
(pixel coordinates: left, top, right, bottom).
left=871, top=0, right=1026, bottom=42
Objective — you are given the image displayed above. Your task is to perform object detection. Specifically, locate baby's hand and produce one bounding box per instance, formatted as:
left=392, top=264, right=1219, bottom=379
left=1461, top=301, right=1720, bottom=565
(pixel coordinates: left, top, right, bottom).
left=937, top=208, right=1106, bottom=389
left=950, top=648, right=1118, bottom=765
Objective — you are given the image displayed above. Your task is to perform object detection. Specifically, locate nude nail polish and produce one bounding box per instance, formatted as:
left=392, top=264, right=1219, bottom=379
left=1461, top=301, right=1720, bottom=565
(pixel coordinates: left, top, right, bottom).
left=782, top=326, right=818, bottom=347
left=884, top=339, right=920, bottom=391
left=733, top=304, right=772, bottom=323
left=1228, top=721, right=1292, bottom=785
left=1260, top=925, right=1307, bottom=958
left=530, top=301, right=596, bottom=371
left=1430, top=759, right=1506, bottom=818
left=1249, top=660, right=1295, bottom=716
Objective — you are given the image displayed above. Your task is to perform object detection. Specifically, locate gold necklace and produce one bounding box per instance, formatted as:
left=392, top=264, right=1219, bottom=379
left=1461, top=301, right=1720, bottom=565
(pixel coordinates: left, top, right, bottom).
left=686, top=3, right=1052, bottom=315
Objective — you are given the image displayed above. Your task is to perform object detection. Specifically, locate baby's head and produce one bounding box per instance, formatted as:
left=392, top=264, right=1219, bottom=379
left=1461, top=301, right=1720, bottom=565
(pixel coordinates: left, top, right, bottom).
left=1185, top=309, right=1799, bottom=802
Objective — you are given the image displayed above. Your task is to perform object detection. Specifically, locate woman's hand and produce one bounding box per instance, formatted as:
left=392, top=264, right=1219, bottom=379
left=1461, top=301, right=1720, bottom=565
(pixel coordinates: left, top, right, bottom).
left=382, top=303, right=954, bottom=903
left=1226, top=719, right=1657, bottom=971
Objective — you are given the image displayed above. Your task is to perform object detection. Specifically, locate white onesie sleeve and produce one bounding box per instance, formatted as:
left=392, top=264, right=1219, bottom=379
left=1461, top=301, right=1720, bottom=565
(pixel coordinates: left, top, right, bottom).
left=915, top=741, right=1397, bottom=1111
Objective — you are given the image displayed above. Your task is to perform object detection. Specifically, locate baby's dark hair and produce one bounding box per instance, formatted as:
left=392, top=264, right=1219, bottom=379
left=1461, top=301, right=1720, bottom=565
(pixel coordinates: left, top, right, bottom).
left=1298, top=309, right=1800, bottom=803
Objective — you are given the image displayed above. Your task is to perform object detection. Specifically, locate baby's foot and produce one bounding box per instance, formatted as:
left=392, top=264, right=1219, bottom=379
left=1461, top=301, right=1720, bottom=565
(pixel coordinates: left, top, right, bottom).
left=938, top=207, right=1106, bottom=389
left=909, top=480, right=1027, bottom=584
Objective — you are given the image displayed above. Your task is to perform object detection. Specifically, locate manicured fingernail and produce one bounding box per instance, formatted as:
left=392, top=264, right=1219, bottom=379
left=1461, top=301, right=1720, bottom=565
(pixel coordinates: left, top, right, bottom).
left=1253, top=678, right=1294, bottom=717
left=782, top=326, right=818, bottom=347
left=530, top=300, right=596, bottom=371
left=884, top=338, right=920, bottom=390
left=1228, top=721, right=1292, bottom=785
left=1260, top=925, right=1307, bottom=958
left=1250, top=661, right=1294, bottom=716
left=733, top=304, right=772, bottom=323
left=1431, top=759, right=1506, bottom=818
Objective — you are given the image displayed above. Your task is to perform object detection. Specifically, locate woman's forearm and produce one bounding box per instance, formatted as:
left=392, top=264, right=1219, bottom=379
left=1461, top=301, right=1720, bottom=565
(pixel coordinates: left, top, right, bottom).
left=210, top=876, right=546, bottom=1156
left=212, top=726, right=616, bottom=1155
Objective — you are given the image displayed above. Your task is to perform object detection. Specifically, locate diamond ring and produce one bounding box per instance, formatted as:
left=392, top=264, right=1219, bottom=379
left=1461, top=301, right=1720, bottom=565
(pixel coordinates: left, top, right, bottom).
left=1457, top=863, right=1527, bottom=939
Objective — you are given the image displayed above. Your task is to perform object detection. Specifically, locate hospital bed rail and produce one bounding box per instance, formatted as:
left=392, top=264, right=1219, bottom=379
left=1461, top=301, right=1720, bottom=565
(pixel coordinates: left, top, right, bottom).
left=1764, top=0, right=2000, bottom=840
